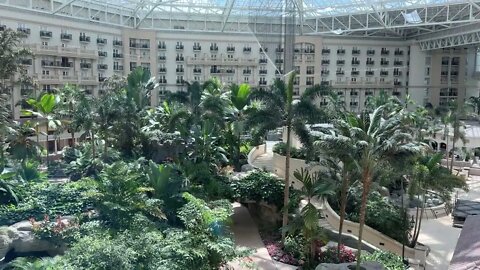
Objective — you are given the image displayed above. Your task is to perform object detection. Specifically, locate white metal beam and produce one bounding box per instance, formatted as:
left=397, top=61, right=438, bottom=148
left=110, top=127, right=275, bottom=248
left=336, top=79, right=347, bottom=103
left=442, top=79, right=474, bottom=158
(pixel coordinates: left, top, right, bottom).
left=221, top=0, right=235, bottom=32
left=52, top=0, right=77, bottom=14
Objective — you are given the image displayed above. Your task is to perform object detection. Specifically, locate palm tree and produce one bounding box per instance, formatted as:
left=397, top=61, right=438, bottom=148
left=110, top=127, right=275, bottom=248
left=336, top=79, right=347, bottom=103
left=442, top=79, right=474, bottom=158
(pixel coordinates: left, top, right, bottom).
left=247, top=73, right=328, bottom=242
left=448, top=102, right=467, bottom=172
left=467, top=96, right=480, bottom=116
left=57, top=84, right=82, bottom=147
left=22, top=93, right=61, bottom=165
left=226, top=83, right=251, bottom=171
left=408, top=153, right=467, bottom=246
left=316, top=107, right=422, bottom=269
left=289, top=168, right=335, bottom=263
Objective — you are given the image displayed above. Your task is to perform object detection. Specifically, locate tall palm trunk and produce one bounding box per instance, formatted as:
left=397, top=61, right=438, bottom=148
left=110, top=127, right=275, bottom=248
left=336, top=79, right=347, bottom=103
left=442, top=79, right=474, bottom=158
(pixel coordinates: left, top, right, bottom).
left=411, top=191, right=426, bottom=246
left=281, top=124, right=292, bottom=243
left=337, top=169, right=349, bottom=259
left=450, top=140, right=456, bottom=172
left=103, top=137, right=108, bottom=160
left=45, top=127, right=49, bottom=166
left=91, top=132, right=96, bottom=158
left=356, top=169, right=372, bottom=270
left=70, top=130, right=75, bottom=147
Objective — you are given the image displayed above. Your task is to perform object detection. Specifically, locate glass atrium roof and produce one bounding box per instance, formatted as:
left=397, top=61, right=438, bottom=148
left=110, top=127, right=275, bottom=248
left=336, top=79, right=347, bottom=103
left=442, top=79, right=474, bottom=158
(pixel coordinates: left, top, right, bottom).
left=95, top=0, right=468, bottom=18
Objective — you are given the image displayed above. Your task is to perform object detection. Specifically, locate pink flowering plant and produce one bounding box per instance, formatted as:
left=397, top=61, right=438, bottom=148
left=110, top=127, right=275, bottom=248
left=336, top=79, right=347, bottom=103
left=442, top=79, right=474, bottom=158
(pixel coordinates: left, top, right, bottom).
left=30, top=214, right=79, bottom=246
left=318, top=245, right=356, bottom=264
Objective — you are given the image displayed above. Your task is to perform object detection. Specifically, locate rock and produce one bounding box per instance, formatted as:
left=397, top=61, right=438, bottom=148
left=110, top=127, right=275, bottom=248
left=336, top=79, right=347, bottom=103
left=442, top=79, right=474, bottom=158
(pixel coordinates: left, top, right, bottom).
left=315, top=262, right=385, bottom=270
left=241, top=164, right=256, bottom=172
left=378, top=186, right=390, bottom=197
left=11, top=220, right=33, bottom=231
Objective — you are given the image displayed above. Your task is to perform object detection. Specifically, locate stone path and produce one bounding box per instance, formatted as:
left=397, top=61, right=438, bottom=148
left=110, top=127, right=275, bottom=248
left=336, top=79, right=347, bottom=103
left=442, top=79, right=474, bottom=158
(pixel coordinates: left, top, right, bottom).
left=418, top=175, right=480, bottom=269
left=229, top=202, right=296, bottom=270
left=251, top=142, right=277, bottom=172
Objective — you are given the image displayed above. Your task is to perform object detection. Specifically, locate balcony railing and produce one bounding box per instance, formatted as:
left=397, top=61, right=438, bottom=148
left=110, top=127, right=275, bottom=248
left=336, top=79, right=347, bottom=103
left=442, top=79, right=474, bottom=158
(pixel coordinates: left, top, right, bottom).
left=366, top=61, right=375, bottom=65
left=259, top=80, right=267, bottom=85
left=210, top=46, right=218, bottom=51
left=40, top=30, right=52, bottom=38
left=351, top=60, right=360, bottom=65
left=381, top=49, right=390, bottom=55
left=380, top=71, right=389, bottom=76
left=17, top=27, right=31, bottom=36
left=158, top=44, right=166, bottom=50
left=227, top=47, right=235, bottom=52
left=41, top=60, right=73, bottom=68
left=176, top=56, right=185, bottom=62
left=176, top=68, right=184, bottom=73
left=80, top=63, right=92, bottom=69
left=304, top=49, right=315, bottom=54
left=97, top=64, right=108, bottom=70
left=176, top=45, right=184, bottom=50
left=367, top=50, right=375, bottom=55
left=380, top=61, right=389, bottom=66
left=259, top=70, right=267, bottom=75
left=80, top=36, right=91, bottom=43
left=113, top=65, right=124, bottom=71
left=336, top=70, right=345, bottom=75
left=322, top=49, right=330, bottom=54
left=113, top=53, right=124, bottom=58
left=19, top=59, right=33, bottom=65
left=158, top=68, right=166, bottom=73
left=61, top=33, right=72, bottom=40
left=394, top=61, right=403, bottom=66
left=243, top=47, right=251, bottom=53
left=275, top=48, right=284, bottom=53
left=193, top=68, right=202, bottom=73
left=193, top=46, right=201, bottom=51
left=336, top=60, right=345, bottom=65
left=366, top=71, right=374, bottom=76
left=321, top=70, right=329, bottom=76
left=97, top=38, right=107, bottom=45
left=158, top=56, right=166, bottom=61
left=321, top=60, right=330, bottom=65
left=98, top=51, right=107, bottom=57
left=259, top=59, right=268, bottom=64
left=352, top=49, right=360, bottom=55
left=351, top=71, right=359, bottom=76
left=113, top=40, right=123, bottom=47
left=394, top=50, right=404, bottom=56
left=337, top=49, right=345, bottom=54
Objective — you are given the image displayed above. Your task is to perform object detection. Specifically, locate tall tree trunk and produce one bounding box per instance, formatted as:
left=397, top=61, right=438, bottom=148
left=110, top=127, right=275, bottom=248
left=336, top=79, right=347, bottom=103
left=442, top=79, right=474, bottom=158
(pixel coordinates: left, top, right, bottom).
left=281, top=123, right=292, bottom=243
left=71, top=130, right=75, bottom=147
left=337, top=170, right=349, bottom=260
left=412, top=191, right=427, bottom=246
left=103, top=136, right=108, bottom=161
left=91, top=132, right=96, bottom=158
left=45, top=129, right=49, bottom=167
left=450, top=140, right=456, bottom=172
left=356, top=172, right=372, bottom=270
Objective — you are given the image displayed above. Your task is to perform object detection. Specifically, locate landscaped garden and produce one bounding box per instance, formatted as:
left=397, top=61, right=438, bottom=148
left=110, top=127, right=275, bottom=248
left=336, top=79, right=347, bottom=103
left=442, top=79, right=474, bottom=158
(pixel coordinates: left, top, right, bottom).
left=0, top=28, right=471, bottom=270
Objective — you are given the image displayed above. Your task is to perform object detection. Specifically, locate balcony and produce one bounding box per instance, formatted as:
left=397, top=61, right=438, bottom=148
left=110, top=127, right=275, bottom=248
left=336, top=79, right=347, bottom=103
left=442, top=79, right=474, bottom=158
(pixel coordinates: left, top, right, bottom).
left=393, top=71, right=402, bottom=77
left=113, top=65, right=124, bottom=71
left=97, top=64, right=108, bottom=70
left=243, top=70, right=252, bottom=75
left=40, top=30, right=52, bottom=38
left=80, top=63, right=92, bottom=69
left=366, top=60, right=375, bottom=66
left=275, top=59, right=284, bottom=64
left=113, top=53, right=124, bottom=59
left=394, top=50, right=404, bottom=56
left=321, top=60, right=330, bottom=65
left=350, top=102, right=358, bottom=106
left=304, top=48, right=315, bottom=54
left=441, top=60, right=449, bottom=65
left=158, top=44, right=166, bottom=50
left=227, top=47, right=235, bottom=52
left=306, top=70, right=314, bottom=75
left=159, top=79, right=167, bottom=84
left=380, top=61, right=389, bottom=66
left=451, top=60, right=460, bottom=66
left=41, top=60, right=73, bottom=68
left=394, top=61, right=403, bottom=66
left=367, top=50, right=375, bottom=55
left=351, top=71, right=359, bottom=76
left=337, top=49, right=345, bottom=55
left=243, top=47, right=252, bottom=53
left=176, top=56, right=185, bottom=62
left=61, top=33, right=72, bottom=41
left=394, top=81, right=402, bottom=86
left=336, top=60, right=345, bottom=65
left=322, top=49, right=330, bottom=55
left=352, top=49, right=360, bottom=55
left=451, top=71, right=459, bottom=76
left=176, top=79, right=184, bottom=85
left=306, top=80, right=314, bottom=86
left=210, top=68, right=220, bottom=74
left=380, top=71, right=389, bottom=76
left=320, top=81, right=329, bottom=86
left=259, top=70, right=267, bottom=75
left=113, top=40, right=123, bottom=47
left=193, top=68, right=202, bottom=74
left=193, top=46, right=202, bottom=51
left=99, top=76, right=107, bottom=82
left=381, top=49, right=390, bottom=55
left=17, top=27, right=31, bottom=36
left=259, top=59, right=268, bottom=64
left=259, top=80, right=267, bottom=85
left=366, top=71, right=374, bottom=76
left=176, top=44, right=184, bottom=50
left=98, top=51, right=107, bottom=57
left=19, top=59, right=32, bottom=65
left=176, top=68, right=184, bottom=73
left=321, top=70, right=329, bottom=76
left=260, top=47, right=268, bottom=53
left=365, top=91, right=373, bottom=96
left=80, top=36, right=91, bottom=43
left=226, top=69, right=235, bottom=74
left=210, top=46, right=218, bottom=51
left=158, top=68, right=166, bottom=73
left=97, top=38, right=107, bottom=45
left=336, top=70, right=345, bottom=75
left=276, top=47, right=284, bottom=53
left=158, top=56, right=166, bottom=61
left=351, top=60, right=360, bottom=65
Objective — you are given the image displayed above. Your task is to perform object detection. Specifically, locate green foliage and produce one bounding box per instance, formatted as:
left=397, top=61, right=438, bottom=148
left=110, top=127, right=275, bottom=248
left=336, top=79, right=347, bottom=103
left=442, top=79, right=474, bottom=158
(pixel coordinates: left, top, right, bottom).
left=273, top=142, right=315, bottom=161
left=0, top=180, right=96, bottom=226
left=284, top=234, right=307, bottom=260
left=346, top=190, right=409, bottom=243
left=231, top=171, right=286, bottom=208
left=361, top=251, right=405, bottom=270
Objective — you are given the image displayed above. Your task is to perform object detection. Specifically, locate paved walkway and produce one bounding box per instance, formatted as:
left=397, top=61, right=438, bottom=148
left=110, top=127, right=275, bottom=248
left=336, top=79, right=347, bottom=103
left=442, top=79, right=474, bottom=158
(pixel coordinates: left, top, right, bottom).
left=418, top=175, right=480, bottom=269
left=251, top=142, right=277, bottom=172
left=229, top=202, right=296, bottom=270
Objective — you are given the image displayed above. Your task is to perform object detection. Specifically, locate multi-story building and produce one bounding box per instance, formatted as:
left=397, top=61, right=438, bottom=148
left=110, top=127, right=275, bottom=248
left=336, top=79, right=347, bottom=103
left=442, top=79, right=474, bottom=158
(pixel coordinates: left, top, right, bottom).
left=1, top=1, right=480, bottom=152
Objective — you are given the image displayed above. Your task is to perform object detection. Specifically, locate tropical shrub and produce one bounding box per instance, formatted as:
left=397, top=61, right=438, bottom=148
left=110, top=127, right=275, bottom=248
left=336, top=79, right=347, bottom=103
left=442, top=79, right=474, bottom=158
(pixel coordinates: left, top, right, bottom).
left=30, top=215, right=79, bottom=246
left=361, top=251, right=405, bottom=270
left=318, top=245, right=356, bottom=264
left=283, top=234, right=307, bottom=260
left=273, top=142, right=311, bottom=160
left=0, top=180, right=96, bottom=226
left=231, top=171, right=300, bottom=209
left=346, top=190, right=409, bottom=243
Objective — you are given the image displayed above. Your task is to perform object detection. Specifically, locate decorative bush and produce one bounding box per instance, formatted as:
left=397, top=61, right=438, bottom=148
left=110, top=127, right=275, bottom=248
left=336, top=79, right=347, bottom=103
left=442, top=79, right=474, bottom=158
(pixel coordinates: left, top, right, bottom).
left=30, top=215, right=79, bottom=246
left=361, top=251, right=405, bottom=270
left=318, top=245, right=356, bottom=264
left=273, top=142, right=309, bottom=160
left=264, top=239, right=301, bottom=266
left=0, top=180, right=97, bottom=226
left=230, top=171, right=300, bottom=210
